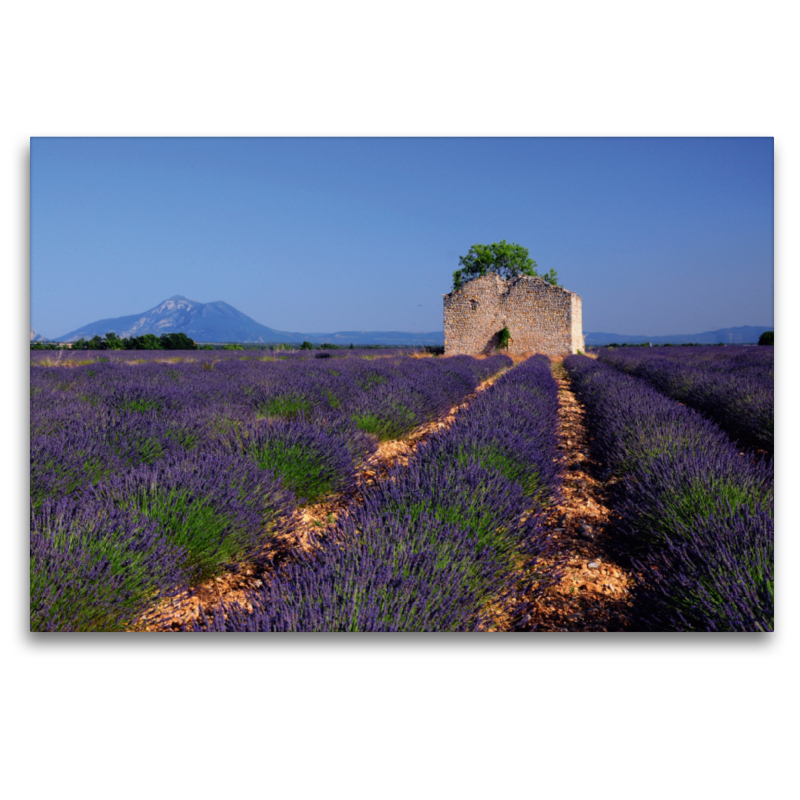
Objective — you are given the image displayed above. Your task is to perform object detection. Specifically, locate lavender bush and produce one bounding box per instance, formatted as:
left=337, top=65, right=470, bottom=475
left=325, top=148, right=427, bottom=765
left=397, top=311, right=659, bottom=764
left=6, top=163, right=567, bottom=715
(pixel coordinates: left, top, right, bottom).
left=30, top=407, right=180, bottom=509
left=222, top=418, right=362, bottom=504
left=31, top=496, right=188, bottom=632
left=88, top=451, right=295, bottom=581
left=633, top=506, right=774, bottom=632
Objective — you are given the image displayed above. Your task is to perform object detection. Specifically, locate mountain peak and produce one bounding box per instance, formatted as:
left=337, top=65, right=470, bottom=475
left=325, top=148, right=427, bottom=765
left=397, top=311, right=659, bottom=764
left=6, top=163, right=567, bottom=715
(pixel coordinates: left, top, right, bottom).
left=57, top=295, right=280, bottom=343
left=54, top=297, right=446, bottom=346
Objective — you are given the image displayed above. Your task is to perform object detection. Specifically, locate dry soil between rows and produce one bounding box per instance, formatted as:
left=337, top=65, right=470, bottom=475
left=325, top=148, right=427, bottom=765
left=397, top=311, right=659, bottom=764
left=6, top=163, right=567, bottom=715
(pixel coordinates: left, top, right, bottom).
left=512, top=359, right=635, bottom=632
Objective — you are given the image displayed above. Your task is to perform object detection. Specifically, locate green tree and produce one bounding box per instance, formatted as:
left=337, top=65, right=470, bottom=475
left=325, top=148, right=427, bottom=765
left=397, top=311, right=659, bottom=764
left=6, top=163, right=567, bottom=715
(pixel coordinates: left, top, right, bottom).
left=160, top=332, right=197, bottom=350
left=452, top=240, right=558, bottom=291
left=105, top=332, right=125, bottom=350
left=758, top=331, right=774, bottom=346
left=126, top=334, right=163, bottom=350
left=299, top=341, right=314, bottom=350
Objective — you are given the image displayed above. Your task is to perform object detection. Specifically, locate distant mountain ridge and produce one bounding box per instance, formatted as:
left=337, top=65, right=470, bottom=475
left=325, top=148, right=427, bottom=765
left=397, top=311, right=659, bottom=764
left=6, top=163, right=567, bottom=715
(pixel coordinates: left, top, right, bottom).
left=585, top=325, right=772, bottom=346
left=55, top=296, right=444, bottom=346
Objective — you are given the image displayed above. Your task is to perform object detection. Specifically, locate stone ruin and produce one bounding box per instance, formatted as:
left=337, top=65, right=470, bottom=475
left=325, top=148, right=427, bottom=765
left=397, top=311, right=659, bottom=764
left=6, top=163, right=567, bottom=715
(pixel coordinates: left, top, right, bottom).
left=443, top=273, right=584, bottom=356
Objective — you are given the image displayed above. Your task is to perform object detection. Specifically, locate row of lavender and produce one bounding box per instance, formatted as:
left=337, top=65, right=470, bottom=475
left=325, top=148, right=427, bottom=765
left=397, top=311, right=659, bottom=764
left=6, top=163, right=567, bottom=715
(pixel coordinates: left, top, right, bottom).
left=31, top=354, right=510, bottom=631
left=595, top=346, right=773, bottom=452
left=564, top=355, right=773, bottom=631
left=190, top=356, right=563, bottom=632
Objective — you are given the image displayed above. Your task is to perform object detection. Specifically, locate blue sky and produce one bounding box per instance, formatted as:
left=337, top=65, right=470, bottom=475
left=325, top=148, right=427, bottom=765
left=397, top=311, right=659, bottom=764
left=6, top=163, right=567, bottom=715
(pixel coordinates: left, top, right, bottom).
left=30, top=137, right=774, bottom=339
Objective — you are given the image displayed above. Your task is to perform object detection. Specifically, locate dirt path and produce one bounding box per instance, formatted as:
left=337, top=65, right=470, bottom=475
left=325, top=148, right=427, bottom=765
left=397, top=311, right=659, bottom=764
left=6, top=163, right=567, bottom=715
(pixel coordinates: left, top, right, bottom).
left=133, top=367, right=511, bottom=631
left=512, top=359, right=636, bottom=632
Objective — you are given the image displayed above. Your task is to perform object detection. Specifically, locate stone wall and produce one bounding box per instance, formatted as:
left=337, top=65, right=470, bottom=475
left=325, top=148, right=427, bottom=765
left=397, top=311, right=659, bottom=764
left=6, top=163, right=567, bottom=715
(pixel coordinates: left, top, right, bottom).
left=443, top=274, right=584, bottom=356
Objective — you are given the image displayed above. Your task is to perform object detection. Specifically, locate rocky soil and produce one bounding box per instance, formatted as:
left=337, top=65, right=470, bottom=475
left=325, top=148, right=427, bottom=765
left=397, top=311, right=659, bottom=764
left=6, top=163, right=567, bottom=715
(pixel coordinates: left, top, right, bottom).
left=511, top=359, right=635, bottom=632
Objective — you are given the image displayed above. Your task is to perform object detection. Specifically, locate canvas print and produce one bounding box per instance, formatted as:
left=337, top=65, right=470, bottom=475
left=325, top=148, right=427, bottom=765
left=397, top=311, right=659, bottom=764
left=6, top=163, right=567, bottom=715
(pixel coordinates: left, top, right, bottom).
left=30, top=137, right=774, bottom=632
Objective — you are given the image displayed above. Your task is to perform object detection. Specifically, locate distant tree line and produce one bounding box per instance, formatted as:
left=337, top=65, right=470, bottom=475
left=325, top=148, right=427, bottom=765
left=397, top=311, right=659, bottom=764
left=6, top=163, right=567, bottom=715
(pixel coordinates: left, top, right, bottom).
left=31, top=332, right=200, bottom=351
left=300, top=342, right=353, bottom=350
left=32, top=336, right=441, bottom=352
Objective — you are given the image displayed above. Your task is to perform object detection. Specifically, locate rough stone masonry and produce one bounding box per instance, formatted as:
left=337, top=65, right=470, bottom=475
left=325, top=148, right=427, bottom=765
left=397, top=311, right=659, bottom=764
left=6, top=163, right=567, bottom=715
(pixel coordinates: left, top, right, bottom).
left=443, top=273, right=585, bottom=356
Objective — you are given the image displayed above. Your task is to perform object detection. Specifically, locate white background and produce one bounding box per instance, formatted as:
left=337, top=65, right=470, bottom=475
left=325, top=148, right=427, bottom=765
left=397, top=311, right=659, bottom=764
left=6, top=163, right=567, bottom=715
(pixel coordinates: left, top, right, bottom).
left=5, top=2, right=795, bottom=798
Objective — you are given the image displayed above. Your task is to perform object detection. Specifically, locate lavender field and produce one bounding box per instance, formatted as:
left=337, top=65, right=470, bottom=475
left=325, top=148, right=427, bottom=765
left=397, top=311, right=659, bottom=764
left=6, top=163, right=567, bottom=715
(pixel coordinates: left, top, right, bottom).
left=30, top=350, right=513, bottom=630
left=29, top=347, right=416, bottom=366
left=30, top=346, right=774, bottom=632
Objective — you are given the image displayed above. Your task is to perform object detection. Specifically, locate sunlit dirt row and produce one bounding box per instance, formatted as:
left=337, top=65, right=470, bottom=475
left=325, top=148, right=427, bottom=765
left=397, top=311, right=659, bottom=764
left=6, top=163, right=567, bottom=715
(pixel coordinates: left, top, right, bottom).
left=510, top=358, right=636, bottom=632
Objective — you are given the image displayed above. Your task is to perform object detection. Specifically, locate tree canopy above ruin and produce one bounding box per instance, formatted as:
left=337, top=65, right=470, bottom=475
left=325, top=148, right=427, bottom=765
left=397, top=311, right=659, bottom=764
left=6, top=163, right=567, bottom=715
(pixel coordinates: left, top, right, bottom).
left=451, top=240, right=558, bottom=291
